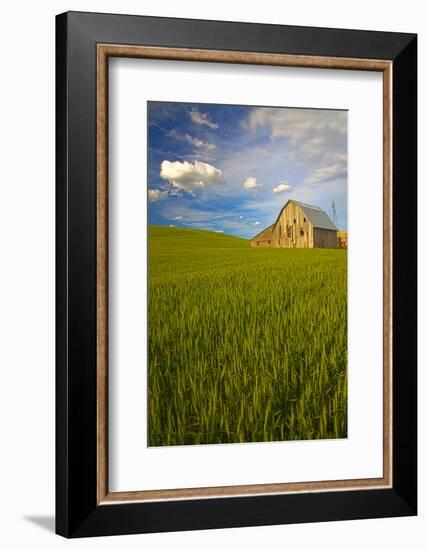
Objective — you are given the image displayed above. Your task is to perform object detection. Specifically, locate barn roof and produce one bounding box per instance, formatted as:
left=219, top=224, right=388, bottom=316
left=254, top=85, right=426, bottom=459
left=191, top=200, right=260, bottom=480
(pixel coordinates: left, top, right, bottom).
left=272, top=200, right=336, bottom=231
left=251, top=223, right=275, bottom=240
left=293, top=201, right=337, bottom=231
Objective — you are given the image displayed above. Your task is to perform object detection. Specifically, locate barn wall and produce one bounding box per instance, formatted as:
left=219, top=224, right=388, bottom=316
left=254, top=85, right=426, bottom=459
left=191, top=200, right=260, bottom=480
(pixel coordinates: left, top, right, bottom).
left=250, top=226, right=274, bottom=247
left=313, top=228, right=338, bottom=248
left=272, top=202, right=313, bottom=248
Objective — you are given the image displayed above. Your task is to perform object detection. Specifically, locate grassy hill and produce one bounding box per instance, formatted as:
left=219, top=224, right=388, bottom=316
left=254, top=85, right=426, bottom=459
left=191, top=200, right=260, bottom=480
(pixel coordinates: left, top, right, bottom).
left=148, top=225, right=348, bottom=446
left=149, top=225, right=248, bottom=248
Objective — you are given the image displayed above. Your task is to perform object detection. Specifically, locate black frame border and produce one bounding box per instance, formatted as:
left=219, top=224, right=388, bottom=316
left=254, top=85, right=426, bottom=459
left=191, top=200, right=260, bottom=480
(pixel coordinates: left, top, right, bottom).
left=56, top=11, right=417, bottom=538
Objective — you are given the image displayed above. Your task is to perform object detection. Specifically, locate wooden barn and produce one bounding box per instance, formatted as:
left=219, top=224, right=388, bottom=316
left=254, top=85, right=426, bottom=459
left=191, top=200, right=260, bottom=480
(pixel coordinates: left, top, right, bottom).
left=250, top=200, right=337, bottom=249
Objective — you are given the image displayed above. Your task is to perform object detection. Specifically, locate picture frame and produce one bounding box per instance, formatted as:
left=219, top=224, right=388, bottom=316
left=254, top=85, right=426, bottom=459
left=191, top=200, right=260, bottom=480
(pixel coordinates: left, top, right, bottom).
left=56, top=11, right=417, bottom=538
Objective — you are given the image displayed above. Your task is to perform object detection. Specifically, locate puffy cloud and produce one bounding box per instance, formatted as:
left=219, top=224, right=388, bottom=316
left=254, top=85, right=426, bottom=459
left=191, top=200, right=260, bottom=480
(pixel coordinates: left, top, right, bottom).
left=173, top=215, right=183, bottom=220
left=160, top=160, right=224, bottom=192
left=148, top=189, right=168, bottom=202
left=188, top=108, right=218, bottom=129
left=273, top=181, right=293, bottom=194
left=252, top=221, right=261, bottom=226
left=243, top=176, right=262, bottom=189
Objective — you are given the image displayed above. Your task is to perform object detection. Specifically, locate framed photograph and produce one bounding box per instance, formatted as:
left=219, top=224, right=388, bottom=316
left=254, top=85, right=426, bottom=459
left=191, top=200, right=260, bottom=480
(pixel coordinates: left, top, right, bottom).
left=56, top=11, right=417, bottom=537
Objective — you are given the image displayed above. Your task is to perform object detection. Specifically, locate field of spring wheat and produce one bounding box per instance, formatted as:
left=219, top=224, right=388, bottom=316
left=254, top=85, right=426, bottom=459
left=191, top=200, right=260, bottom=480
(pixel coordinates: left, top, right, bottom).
left=148, top=225, right=347, bottom=447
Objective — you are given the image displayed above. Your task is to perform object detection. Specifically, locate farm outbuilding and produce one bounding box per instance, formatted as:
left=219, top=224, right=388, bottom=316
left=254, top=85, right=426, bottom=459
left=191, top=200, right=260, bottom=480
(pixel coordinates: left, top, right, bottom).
left=250, top=200, right=338, bottom=249
left=249, top=224, right=275, bottom=247
left=337, top=231, right=348, bottom=249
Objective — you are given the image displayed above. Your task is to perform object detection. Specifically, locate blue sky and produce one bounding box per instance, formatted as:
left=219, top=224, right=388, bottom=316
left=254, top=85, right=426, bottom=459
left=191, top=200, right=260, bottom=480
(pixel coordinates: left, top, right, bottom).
left=148, top=101, right=347, bottom=238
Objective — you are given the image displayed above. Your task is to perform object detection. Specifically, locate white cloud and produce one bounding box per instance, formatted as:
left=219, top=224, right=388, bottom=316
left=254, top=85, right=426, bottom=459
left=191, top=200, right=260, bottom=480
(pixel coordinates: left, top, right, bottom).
left=305, top=161, right=347, bottom=186
left=185, top=134, right=216, bottom=150
left=273, top=181, right=293, bottom=194
left=167, top=129, right=216, bottom=151
left=248, top=108, right=346, bottom=140
left=247, top=108, right=347, bottom=161
left=160, top=160, right=224, bottom=192
left=334, top=153, right=347, bottom=163
left=214, top=230, right=224, bottom=233
left=148, top=189, right=168, bottom=202
left=169, top=224, right=177, bottom=227
left=238, top=216, right=244, bottom=219
left=173, top=215, right=183, bottom=220
left=188, top=108, right=218, bottom=129
left=243, top=176, right=262, bottom=190
left=252, top=221, right=261, bottom=226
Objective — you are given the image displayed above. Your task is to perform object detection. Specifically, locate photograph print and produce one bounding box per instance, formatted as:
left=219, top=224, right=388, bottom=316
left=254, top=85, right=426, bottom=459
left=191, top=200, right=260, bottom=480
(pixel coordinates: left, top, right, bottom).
left=147, top=101, right=348, bottom=447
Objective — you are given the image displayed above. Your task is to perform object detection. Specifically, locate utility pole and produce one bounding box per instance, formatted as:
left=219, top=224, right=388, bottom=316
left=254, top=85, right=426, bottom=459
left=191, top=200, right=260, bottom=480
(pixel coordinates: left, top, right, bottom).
left=330, top=201, right=338, bottom=228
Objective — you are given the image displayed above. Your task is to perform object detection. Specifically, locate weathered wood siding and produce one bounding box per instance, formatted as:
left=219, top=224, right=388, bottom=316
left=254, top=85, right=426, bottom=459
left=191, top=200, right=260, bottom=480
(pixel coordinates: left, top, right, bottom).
left=250, top=224, right=274, bottom=247
left=250, top=200, right=337, bottom=249
left=313, top=228, right=337, bottom=248
left=272, top=202, right=313, bottom=248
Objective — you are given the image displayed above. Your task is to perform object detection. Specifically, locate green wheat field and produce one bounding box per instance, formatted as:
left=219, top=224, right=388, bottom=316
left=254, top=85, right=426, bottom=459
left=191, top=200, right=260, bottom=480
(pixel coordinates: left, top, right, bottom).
left=148, top=225, right=347, bottom=447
